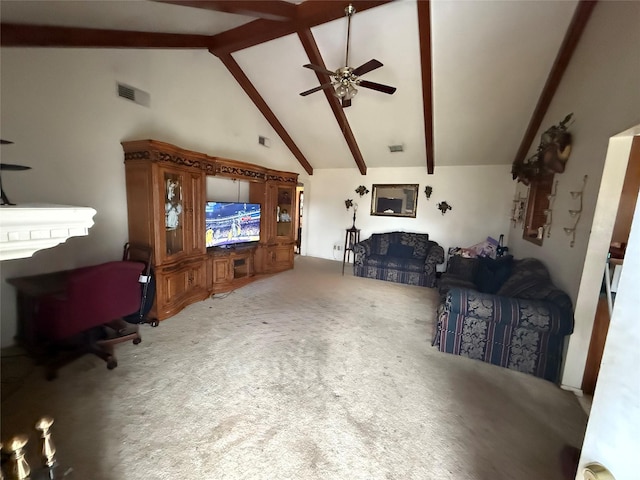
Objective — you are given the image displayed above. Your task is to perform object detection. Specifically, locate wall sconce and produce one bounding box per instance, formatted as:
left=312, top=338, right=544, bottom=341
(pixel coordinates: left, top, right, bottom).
left=424, top=186, right=433, bottom=200
left=437, top=201, right=452, bottom=215
left=355, top=185, right=369, bottom=197
left=563, top=175, right=588, bottom=247
left=543, top=180, right=558, bottom=238
left=510, top=190, right=528, bottom=227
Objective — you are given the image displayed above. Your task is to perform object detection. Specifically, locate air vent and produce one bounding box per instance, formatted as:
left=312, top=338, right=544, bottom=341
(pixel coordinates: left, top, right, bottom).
left=117, top=82, right=150, bottom=107
left=258, top=136, right=271, bottom=148
left=388, top=144, right=404, bottom=153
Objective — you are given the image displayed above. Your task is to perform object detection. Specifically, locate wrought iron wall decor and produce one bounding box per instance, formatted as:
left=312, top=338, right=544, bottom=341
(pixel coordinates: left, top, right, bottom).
left=424, top=185, right=433, bottom=200
left=510, top=190, right=528, bottom=228
left=355, top=185, right=369, bottom=197
left=437, top=201, right=452, bottom=215
left=543, top=180, right=558, bottom=238
left=563, top=175, right=588, bottom=247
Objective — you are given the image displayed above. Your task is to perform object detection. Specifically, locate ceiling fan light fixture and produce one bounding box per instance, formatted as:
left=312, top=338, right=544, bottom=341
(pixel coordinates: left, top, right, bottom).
left=335, top=84, right=348, bottom=98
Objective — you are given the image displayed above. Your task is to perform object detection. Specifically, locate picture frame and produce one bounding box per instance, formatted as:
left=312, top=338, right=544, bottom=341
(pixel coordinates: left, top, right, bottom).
left=370, top=184, right=419, bottom=218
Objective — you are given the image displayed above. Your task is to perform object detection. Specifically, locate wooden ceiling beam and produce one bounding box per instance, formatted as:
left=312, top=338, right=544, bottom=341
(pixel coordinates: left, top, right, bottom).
left=298, top=28, right=367, bottom=175
left=216, top=52, right=314, bottom=175
left=0, top=23, right=213, bottom=48
left=513, top=0, right=598, bottom=170
left=155, top=1, right=297, bottom=22
left=209, top=1, right=392, bottom=55
left=416, top=0, right=434, bottom=174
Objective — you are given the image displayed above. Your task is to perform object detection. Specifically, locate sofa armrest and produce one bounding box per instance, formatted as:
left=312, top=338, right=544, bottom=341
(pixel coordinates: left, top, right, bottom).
left=444, top=288, right=573, bottom=335
left=424, top=243, right=444, bottom=270
left=353, top=238, right=372, bottom=266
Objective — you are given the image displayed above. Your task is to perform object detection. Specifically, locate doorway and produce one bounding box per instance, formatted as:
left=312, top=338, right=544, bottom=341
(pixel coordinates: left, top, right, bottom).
left=582, top=136, right=640, bottom=394
left=295, top=184, right=304, bottom=254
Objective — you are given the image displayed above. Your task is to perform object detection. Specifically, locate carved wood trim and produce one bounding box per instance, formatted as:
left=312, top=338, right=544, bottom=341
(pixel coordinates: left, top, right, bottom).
left=122, top=139, right=298, bottom=184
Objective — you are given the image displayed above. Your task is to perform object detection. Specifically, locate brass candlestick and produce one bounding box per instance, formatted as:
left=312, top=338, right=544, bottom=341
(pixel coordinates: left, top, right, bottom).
left=35, top=416, right=57, bottom=469
left=7, top=434, right=30, bottom=480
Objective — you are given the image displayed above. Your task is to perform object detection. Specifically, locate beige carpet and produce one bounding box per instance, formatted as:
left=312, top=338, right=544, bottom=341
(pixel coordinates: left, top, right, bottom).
left=1, top=256, right=587, bottom=479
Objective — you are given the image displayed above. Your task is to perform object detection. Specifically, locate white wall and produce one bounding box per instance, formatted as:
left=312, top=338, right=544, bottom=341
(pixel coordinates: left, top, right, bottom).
left=577, top=130, right=640, bottom=480
left=505, top=1, right=640, bottom=389
left=0, top=48, right=307, bottom=347
left=304, top=165, right=514, bottom=263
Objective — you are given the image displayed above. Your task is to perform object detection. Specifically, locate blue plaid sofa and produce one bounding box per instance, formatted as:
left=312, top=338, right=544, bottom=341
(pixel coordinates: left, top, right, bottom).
left=352, top=231, right=444, bottom=287
left=434, top=257, right=574, bottom=383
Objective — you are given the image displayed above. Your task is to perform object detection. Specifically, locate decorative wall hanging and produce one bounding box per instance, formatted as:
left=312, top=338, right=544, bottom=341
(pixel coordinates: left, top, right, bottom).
left=437, top=201, right=452, bottom=215
left=355, top=185, right=369, bottom=197
left=424, top=186, right=433, bottom=200
left=370, top=184, right=418, bottom=218
left=345, top=199, right=353, bottom=209
left=563, top=175, right=588, bottom=247
left=510, top=190, right=528, bottom=227
left=511, top=113, right=573, bottom=185
left=543, top=180, right=558, bottom=238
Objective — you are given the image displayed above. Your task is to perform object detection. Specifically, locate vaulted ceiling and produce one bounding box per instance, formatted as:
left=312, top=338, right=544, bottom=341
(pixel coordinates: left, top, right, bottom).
left=1, top=0, right=596, bottom=175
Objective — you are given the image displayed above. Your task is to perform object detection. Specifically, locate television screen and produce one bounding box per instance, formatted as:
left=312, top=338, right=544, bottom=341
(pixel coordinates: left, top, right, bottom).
left=205, top=202, right=261, bottom=248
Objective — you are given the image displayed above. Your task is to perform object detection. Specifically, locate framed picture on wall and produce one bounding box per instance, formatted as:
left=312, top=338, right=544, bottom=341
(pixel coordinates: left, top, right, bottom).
left=370, top=184, right=418, bottom=218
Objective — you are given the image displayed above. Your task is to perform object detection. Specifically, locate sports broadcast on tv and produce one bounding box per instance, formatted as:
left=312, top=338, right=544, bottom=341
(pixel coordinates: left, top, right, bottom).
left=205, top=202, right=261, bottom=248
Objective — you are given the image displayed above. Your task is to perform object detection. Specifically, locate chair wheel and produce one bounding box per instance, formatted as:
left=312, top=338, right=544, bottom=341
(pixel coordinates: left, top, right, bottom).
left=150, top=320, right=159, bottom=327
left=133, top=338, right=142, bottom=345
left=107, top=359, right=118, bottom=370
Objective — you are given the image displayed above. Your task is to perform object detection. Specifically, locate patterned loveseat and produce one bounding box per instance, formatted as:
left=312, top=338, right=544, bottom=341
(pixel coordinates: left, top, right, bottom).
left=434, top=256, right=574, bottom=383
left=352, top=231, right=444, bottom=287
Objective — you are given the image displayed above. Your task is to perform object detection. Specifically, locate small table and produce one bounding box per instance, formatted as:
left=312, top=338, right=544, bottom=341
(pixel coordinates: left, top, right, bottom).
left=342, top=227, right=360, bottom=275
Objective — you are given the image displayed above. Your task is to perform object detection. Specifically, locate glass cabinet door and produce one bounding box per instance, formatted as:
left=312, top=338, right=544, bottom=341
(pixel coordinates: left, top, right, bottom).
left=164, top=170, right=185, bottom=257
left=276, top=186, right=294, bottom=238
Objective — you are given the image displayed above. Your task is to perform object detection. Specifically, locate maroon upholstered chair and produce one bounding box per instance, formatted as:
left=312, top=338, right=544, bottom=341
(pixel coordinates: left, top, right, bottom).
left=35, top=260, right=145, bottom=379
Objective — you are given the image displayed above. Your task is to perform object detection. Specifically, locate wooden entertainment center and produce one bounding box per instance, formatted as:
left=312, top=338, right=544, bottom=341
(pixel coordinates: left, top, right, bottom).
left=122, top=139, right=299, bottom=321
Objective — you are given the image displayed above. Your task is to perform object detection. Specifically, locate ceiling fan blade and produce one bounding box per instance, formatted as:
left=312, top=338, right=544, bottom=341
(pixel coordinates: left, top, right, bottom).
left=358, top=80, right=397, bottom=95
left=299, top=82, right=335, bottom=97
left=352, top=59, right=383, bottom=77
left=303, top=63, right=335, bottom=77
left=341, top=98, right=352, bottom=108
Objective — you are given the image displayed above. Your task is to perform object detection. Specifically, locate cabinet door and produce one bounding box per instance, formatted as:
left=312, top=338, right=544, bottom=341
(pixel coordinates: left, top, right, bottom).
left=158, top=166, right=205, bottom=262
left=159, top=167, right=188, bottom=262
left=156, top=258, right=208, bottom=319
left=275, top=185, right=295, bottom=240
left=212, top=257, right=232, bottom=284
left=186, top=171, right=205, bottom=256
left=264, top=244, right=294, bottom=272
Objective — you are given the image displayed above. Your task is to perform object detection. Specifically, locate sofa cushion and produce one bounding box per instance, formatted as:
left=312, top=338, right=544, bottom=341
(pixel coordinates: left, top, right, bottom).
left=474, top=255, right=514, bottom=294
left=446, top=255, right=479, bottom=282
left=387, top=243, right=415, bottom=259
left=497, top=258, right=550, bottom=296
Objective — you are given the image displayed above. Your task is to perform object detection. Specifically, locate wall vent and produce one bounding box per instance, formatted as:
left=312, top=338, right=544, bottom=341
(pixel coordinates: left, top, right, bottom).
left=258, top=136, right=271, bottom=148
left=388, top=144, right=404, bottom=153
left=117, top=82, right=150, bottom=107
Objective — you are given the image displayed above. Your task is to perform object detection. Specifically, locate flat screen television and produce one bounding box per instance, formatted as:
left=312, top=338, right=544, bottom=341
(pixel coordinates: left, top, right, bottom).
left=205, top=202, right=261, bottom=248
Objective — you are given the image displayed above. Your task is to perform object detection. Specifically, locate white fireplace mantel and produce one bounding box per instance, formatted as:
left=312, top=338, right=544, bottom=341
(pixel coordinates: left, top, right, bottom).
left=0, top=204, right=97, bottom=261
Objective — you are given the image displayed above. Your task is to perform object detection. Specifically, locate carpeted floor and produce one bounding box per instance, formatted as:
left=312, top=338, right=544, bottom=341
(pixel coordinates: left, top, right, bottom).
left=1, top=256, right=587, bottom=479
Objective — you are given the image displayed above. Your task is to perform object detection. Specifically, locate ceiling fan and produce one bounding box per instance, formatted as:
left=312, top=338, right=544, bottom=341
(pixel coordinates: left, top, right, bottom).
left=299, top=4, right=396, bottom=108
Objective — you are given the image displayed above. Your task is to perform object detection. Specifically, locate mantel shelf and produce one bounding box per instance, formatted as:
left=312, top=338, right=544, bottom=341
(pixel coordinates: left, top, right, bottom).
left=0, top=203, right=97, bottom=261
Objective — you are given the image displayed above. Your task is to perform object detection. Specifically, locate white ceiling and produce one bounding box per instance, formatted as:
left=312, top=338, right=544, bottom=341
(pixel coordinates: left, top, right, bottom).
left=0, top=0, right=579, bottom=172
